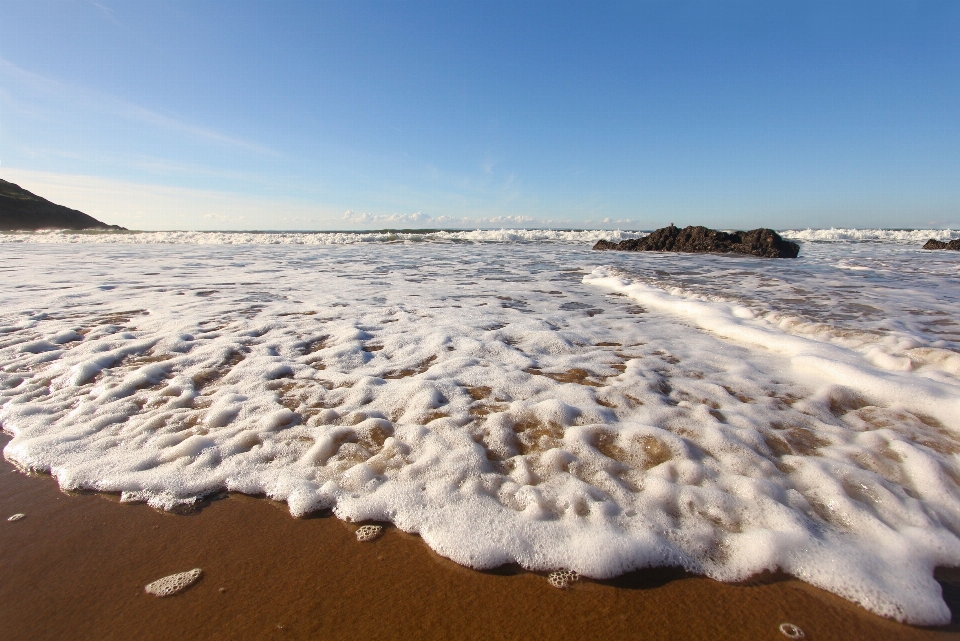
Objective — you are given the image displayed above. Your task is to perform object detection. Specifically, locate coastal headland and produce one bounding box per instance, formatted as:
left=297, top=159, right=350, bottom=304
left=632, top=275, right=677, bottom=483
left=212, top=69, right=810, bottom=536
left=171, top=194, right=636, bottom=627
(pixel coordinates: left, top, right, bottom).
left=0, top=179, right=125, bottom=231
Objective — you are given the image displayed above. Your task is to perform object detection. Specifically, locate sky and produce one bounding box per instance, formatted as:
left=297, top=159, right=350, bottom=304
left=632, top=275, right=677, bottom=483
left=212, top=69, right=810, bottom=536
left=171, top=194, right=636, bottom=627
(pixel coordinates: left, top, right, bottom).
left=1, top=0, right=958, bottom=231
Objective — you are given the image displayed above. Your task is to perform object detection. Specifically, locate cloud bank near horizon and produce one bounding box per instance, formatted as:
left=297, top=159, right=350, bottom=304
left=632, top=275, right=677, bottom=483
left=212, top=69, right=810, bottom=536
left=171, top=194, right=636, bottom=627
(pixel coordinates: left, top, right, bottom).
left=338, top=209, right=639, bottom=230
left=1, top=169, right=642, bottom=231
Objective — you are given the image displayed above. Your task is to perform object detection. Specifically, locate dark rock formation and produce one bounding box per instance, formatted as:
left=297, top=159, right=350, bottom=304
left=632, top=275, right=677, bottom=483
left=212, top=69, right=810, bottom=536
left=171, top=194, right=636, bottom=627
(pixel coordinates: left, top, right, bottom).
left=0, top=179, right=125, bottom=231
left=922, top=238, right=960, bottom=250
left=593, top=225, right=799, bottom=258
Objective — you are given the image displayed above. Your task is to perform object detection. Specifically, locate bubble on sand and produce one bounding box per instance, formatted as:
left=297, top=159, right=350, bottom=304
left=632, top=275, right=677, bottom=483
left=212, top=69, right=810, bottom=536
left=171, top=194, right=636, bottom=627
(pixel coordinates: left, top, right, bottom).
left=356, top=525, right=383, bottom=542
left=778, top=623, right=805, bottom=639
left=547, top=569, right=580, bottom=589
left=7, top=513, right=25, bottom=522
left=145, top=568, right=203, bottom=597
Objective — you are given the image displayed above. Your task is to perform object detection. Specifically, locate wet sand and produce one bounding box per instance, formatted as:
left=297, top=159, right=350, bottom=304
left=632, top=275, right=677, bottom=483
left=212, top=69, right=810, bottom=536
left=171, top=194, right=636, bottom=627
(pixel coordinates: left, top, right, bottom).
left=1, top=435, right=959, bottom=641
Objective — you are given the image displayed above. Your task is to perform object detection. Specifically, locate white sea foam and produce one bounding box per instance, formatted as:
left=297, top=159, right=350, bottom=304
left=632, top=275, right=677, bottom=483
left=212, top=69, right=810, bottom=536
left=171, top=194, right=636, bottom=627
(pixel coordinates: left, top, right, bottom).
left=584, top=268, right=960, bottom=426
left=781, top=228, right=959, bottom=243
left=0, top=228, right=641, bottom=246
left=1, top=239, right=959, bottom=624
left=4, top=227, right=955, bottom=246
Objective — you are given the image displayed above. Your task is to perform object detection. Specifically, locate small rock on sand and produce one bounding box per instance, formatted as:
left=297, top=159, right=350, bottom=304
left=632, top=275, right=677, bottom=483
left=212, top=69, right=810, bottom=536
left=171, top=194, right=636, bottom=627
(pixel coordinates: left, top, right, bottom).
left=356, top=525, right=383, bottom=542
left=145, top=568, right=203, bottom=597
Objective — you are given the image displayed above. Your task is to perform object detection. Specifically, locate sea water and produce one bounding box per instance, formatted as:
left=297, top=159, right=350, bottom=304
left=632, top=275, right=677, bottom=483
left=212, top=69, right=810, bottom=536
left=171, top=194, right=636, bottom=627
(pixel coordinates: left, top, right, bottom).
left=1, top=228, right=959, bottom=624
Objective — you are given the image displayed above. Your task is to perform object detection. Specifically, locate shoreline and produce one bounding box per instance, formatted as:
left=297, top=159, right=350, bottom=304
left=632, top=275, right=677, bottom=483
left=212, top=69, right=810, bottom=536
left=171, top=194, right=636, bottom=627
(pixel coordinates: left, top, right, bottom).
left=2, top=436, right=959, bottom=640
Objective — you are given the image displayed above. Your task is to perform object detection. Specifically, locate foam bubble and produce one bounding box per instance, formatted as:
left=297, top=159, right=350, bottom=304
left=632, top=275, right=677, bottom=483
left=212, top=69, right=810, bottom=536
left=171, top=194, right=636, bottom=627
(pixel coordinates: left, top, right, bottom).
left=778, top=623, right=805, bottom=639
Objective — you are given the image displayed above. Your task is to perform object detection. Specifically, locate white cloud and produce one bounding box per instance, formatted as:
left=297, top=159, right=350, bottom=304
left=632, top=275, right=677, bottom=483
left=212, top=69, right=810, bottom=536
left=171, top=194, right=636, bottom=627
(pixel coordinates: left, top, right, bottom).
left=341, top=210, right=433, bottom=226
left=340, top=209, right=537, bottom=228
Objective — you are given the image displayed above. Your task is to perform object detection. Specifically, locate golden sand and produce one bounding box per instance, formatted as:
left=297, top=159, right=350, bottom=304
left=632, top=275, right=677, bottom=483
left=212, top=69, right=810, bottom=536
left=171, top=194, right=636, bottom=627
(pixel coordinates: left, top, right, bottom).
left=1, top=435, right=958, bottom=641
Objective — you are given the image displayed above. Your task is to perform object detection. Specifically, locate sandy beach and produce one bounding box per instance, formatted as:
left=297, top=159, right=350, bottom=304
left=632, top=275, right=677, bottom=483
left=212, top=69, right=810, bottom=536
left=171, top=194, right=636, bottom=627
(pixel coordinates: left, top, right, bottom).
left=2, top=435, right=958, bottom=641
left=5, top=0, right=960, bottom=636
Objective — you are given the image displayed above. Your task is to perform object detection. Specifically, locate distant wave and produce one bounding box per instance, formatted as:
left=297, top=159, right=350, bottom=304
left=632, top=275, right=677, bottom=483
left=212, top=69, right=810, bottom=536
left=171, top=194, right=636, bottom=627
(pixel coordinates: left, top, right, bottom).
left=4, top=228, right=958, bottom=245
left=0, top=228, right=643, bottom=245
left=780, top=228, right=959, bottom=243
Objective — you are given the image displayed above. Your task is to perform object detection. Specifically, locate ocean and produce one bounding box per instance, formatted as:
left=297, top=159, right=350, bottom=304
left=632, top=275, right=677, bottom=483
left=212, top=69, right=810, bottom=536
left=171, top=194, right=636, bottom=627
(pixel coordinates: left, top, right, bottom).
left=1, top=227, right=959, bottom=624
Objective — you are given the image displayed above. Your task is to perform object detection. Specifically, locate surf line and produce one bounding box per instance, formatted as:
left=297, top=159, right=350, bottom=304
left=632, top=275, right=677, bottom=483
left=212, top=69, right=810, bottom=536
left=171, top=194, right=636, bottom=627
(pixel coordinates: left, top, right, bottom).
left=583, top=267, right=960, bottom=432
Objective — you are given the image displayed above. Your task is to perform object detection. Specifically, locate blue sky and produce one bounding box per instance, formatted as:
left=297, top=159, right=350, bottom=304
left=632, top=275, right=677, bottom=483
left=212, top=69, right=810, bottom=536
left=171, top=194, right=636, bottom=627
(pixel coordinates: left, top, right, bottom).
left=1, top=0, right=958, bottom=230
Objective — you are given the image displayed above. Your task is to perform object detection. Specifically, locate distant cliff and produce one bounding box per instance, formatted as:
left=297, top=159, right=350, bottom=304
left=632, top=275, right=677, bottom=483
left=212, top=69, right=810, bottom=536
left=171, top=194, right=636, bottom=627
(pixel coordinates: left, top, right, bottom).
left=0, top=179, right=125, bottom=231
